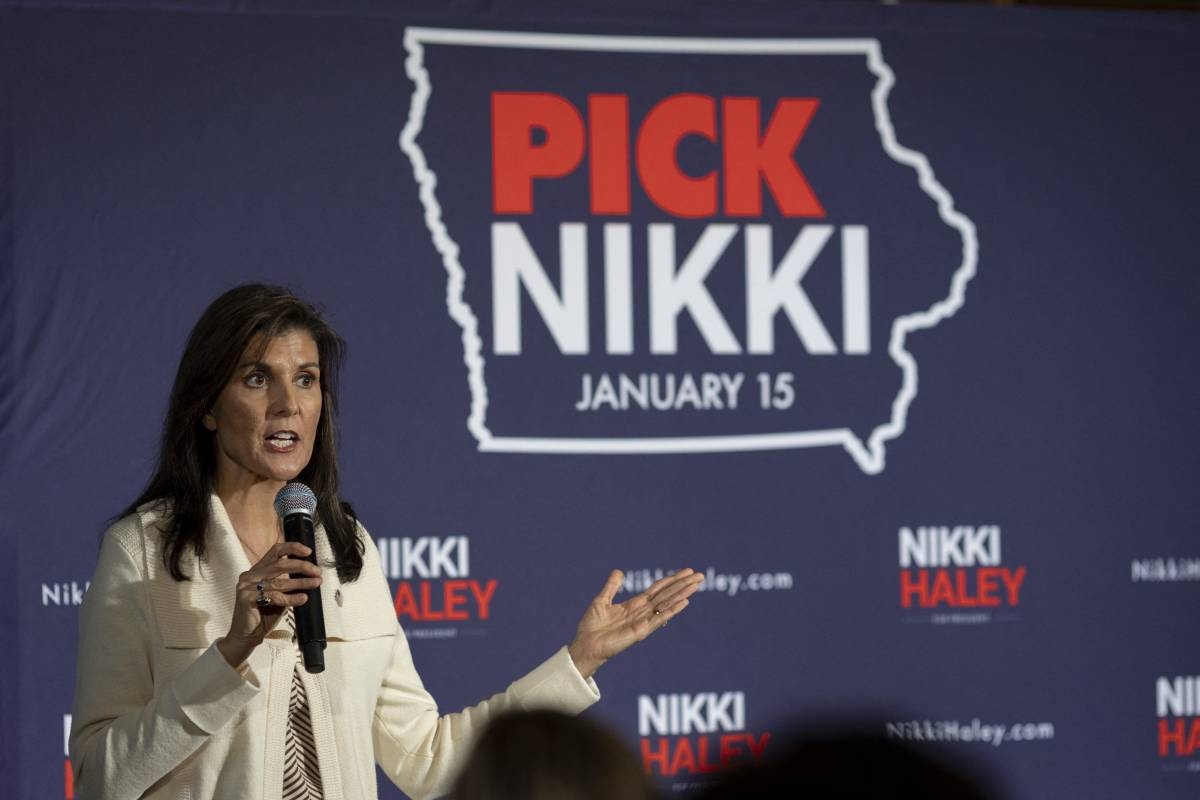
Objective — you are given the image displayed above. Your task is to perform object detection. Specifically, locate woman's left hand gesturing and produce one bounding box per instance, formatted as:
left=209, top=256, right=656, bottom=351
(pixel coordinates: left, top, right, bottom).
left=568, top=568, right=705, bottom=679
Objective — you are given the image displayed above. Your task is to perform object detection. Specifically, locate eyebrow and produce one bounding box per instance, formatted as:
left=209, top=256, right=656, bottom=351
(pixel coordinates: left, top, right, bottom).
left=237, top=361, right=321, bottom=371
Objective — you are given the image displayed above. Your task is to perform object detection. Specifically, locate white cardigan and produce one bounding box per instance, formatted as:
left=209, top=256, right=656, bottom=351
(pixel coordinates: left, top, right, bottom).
left=70, top=497, right=600, bottom=800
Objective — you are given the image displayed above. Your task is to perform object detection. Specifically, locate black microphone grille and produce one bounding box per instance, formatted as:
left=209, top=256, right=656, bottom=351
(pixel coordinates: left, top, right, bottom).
left=274, top=482, right=318, bottom=518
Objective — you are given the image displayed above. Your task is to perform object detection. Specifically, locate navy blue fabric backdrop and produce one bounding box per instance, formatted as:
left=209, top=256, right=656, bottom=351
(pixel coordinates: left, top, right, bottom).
left=3, top=1, right=1199, bottom=797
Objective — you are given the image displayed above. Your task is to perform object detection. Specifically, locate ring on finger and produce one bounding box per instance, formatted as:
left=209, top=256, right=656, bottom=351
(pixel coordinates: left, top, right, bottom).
left=255, top=582, right=271, bottom=607
left=653, top=608, right=662, bottom=616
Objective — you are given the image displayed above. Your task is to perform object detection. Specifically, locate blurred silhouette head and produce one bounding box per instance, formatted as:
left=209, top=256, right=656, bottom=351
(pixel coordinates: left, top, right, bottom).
left=696, top=729, right=997, bottom=800
left=451, top=710, right=660, bottom=800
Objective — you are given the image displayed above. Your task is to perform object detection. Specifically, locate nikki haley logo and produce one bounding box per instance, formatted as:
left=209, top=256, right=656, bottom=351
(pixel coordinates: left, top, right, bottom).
left=899, top=526, right=1026, bottom=624
left=42, top=581, right=90, bottom=607
left=401, top=29, right=977, bottom=474
left=1158, top=676, right=1200, bottom=762
left=637, top=691, right=770, bottom=779
left=376, top=536, right=498, bottom=637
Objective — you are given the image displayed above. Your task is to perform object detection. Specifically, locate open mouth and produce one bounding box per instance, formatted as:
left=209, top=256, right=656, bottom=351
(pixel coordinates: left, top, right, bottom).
left=265, top=431, right=299, bottom=452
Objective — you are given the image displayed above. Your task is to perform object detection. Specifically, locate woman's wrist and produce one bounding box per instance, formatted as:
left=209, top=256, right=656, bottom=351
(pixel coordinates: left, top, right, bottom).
left=217, top=634, right=257, bottom=669
left=567, top=641, right=604, bottom=680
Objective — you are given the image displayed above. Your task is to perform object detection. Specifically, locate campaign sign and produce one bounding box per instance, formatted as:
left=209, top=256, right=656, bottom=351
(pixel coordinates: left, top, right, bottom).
left=401, top=29, right=976, bottom=473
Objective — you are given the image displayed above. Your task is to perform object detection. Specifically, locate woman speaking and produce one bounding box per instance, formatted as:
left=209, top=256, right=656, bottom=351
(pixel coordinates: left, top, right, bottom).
left=70, top=284, right=702, bottom=800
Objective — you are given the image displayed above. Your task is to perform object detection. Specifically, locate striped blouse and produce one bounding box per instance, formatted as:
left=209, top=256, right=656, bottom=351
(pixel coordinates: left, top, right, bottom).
left=282, top=610, right=323, bottom=800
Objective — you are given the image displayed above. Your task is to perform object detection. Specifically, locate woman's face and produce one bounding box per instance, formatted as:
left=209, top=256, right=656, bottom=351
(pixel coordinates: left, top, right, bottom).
left=203, top=329, right=322, bottom=493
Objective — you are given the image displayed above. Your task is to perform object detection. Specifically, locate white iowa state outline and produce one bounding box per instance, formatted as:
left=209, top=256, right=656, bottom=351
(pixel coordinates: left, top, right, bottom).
left=399, top=28, right=979, bottom=475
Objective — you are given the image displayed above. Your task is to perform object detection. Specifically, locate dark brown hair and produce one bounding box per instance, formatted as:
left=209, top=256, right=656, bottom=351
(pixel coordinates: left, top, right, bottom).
left=123, top=283, right=364, bottom=582
left=451, top=710, right=660, bottom=800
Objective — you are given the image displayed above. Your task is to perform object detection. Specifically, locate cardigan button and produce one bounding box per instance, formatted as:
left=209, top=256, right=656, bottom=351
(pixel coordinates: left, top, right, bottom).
left=335, top=588, right=343, bottom=606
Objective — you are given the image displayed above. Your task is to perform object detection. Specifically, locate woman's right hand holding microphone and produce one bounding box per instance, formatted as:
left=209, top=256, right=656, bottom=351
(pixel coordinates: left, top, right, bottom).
left=217, top=542, right=323, bottom=668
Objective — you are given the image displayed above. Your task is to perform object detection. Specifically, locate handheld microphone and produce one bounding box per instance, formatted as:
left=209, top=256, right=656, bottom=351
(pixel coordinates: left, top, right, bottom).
left=274, top=482, right=327, bottom=673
